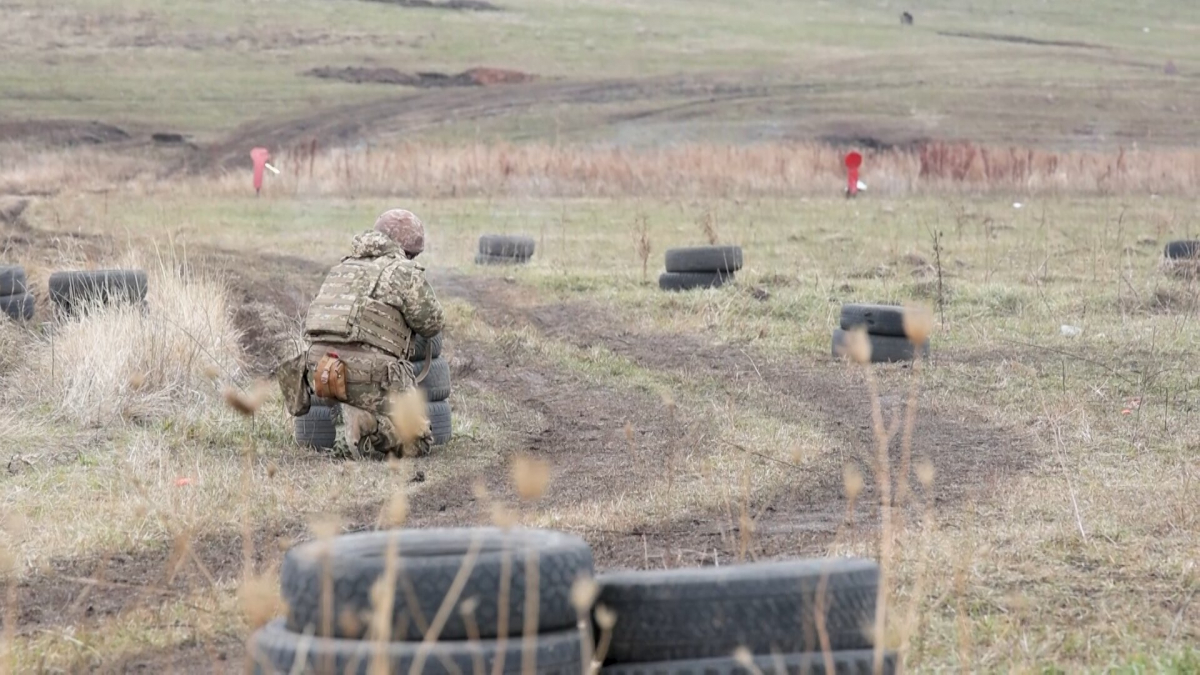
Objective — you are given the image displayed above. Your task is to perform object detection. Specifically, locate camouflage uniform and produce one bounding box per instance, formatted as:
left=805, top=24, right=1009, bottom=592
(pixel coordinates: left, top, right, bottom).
left=304, top=227, right=444, bottom=458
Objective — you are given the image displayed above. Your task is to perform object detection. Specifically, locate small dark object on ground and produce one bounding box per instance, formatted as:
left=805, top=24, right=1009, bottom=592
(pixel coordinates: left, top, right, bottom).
left=832, top=329, right=929, bottom=363
left=901, top=11, right=913, bottom=25
left=664, top=246, right=743, bottom=274
left=840, top=303, right=908, bottom=337
left=1164, top=240, right=1200, bottom=260
left=658, top=271, right=733, bottom=291
left=1165, top=60, right=1179, bottom=75
left=151, top=132, right=186, bottom=144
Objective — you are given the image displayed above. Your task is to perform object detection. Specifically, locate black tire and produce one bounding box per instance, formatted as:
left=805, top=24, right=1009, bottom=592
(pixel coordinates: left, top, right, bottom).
left=600, top=650, right=897, bottom=675
left=413, top=358, right=452, bottom=402
left=831, top=329, right=929, bottom=363
left=250, top=619, right=585, bottom=675
left=295, top=399, right=336, bottom=449
left=410, top=333, right=443, bottom=360
left=0, top=266, right=27, bottom=296
left=429, top=400, right=452, bottom=445
left=0, top=293, right=34, bottom=321
left=1164, top=240, right=1200, bottom=260
left=48, top=269, right=148, bottom=314
left=658, top=271, right=732, bottom=291
left=281, top=528, right=594, bottom=641
left=839, top=304, right=907, bottom=337
left=664, top=246, right=743, bottom=274
left=295, top=398, right=452, bottom=448
left=596, top=558, right=878, bottom=664
left=480, top=234, right=536, bottom=258
left=476, top=253, right=530, bottom=266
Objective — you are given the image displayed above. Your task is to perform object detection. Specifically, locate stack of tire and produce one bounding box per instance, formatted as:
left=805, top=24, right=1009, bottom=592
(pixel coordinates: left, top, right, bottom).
left=659, top=246, right=742, bottom=291
left=833, top=304, right=929, bottom=363
left=477, top=234, right=535, bottom=266
left=0, top=265, right=34, bottom=322
left=293, top=332, right=453, bottom=450
left=249, top=528, right=595, bottom=674
left=595, top=558, right=894, bottom=674
left=48, top=269, right=148, bottom=316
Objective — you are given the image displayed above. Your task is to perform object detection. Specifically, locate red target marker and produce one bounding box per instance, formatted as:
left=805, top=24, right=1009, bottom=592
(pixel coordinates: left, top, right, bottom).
left=845, top=151, right=863, bottom=198
left=251, top=147, right=271, bottom=195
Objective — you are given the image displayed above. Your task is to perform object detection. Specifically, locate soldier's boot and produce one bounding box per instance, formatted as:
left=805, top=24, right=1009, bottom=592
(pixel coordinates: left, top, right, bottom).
left=376, top=415, right=433, bottom=458
left=331, top=404, right=385, bottom=461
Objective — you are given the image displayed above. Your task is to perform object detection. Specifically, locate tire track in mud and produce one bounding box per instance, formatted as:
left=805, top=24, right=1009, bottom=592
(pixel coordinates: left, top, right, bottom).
left=429, top=271, right=1035, bottom=552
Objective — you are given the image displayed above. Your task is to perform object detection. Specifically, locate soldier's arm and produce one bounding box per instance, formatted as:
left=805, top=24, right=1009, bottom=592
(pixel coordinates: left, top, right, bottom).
left=382, top=264, right=445, bottom=338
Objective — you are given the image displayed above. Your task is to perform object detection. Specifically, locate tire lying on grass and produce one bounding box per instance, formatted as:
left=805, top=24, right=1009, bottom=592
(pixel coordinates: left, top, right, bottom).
left=1164, top=240, right=1200, bottom=260
left=664, top=246, right=743, bottom=274
left=658, top=271, right=732, bottom=292
left=596, top=558, right=879, bottom=664
left=0, top=265, right=27, bottom=296
left=428, top=399, right=453, bottom=446
left=839, top=303, right=908, bottom=337
left=48, top=269, right=148, bottom=314
left=250, top=619, right=584, bottom=675
left=0, top=293, right=34, bottom=321
left=294, top=398, right=453, bottom=449
left=281, top=528, right=594, bottom=641
left=479, top=234, right=536, bottom=259
left=599, top=650, right=897, bottom=675
left=412, top=358, right=452, bottom=402
left=831, top=328, right=929, bottom=363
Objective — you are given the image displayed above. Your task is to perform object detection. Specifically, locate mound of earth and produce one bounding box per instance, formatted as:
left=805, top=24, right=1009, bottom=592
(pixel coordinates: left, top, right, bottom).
left=306, top=66, right=533, bottom=87
left=362, top=0, right=499, bottom=9
left=0, top=120, right=129, bottom=147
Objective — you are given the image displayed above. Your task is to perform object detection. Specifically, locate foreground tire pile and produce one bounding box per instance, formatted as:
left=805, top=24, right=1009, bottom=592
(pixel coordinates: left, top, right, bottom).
left=251, top=527, right=893, bottom=674
left=0, top=265, right=34, bottom=321
left=477, top=234, right=536, bottom=265
left=659, top=246, right=742, bottom=291
left=833, top=304, right=929, bottom=363
left=294, top=332, right=453, bottom=449
left=251, top=528, right=593, bottom=674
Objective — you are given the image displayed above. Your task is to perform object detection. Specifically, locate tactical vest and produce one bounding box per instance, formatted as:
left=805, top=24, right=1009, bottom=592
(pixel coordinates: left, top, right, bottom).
left=304, top=257, right=412, bottom=358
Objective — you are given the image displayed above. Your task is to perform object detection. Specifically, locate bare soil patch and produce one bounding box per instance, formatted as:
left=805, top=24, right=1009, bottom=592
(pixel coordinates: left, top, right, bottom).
left=306, top=66, right=534, bottom=88
left=0, top=120, right=129, bottom=147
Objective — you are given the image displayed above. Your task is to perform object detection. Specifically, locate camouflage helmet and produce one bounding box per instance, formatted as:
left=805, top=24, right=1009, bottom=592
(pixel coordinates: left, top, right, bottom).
left=374, top=209, right=425, bottom=255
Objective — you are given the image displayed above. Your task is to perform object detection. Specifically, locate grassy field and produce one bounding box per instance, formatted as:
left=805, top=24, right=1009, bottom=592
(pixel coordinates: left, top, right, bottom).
left=2, top=0, right=1200, bottom=672
left=2, top=0, right=1199, bottom=145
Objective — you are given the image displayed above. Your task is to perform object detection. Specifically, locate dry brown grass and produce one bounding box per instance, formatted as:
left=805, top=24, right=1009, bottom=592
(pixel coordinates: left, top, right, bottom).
left=1, top=259, right=241, bottom=426
left=190, top=141, right=1200, bottom=199
left=7, top=140, right=1199, bottom=200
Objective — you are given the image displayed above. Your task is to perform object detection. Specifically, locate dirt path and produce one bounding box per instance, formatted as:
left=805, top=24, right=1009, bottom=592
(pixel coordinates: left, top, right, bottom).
left=429, top=271, right=1033, bottom=544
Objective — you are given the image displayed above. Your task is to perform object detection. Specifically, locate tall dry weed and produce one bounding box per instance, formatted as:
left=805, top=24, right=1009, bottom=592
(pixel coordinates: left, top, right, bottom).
left=4, top=257, right=241, bottom=425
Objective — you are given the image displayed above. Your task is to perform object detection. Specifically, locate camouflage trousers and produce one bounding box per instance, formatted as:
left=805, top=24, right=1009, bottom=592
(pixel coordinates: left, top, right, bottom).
left=307, top=343, right=432, bottom=459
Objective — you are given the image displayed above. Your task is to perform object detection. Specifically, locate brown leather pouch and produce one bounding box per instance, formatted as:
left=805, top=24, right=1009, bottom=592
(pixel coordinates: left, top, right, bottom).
left=314, top=351, right=349, bottom=401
